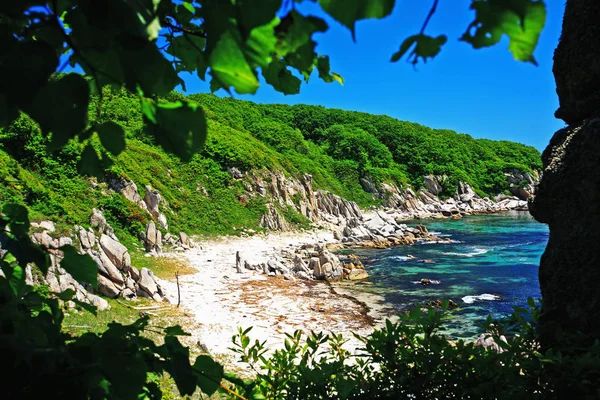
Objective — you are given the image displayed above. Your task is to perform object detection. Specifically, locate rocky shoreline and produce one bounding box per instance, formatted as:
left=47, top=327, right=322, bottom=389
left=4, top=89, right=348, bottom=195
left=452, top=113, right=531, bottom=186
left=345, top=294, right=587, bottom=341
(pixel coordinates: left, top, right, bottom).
left=2, top=167, right=539, bottom=358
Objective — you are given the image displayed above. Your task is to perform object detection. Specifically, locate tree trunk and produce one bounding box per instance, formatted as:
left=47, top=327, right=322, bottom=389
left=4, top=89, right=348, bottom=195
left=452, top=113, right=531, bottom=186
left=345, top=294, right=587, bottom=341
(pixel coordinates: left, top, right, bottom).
left=529, top=0, right=600, bottom=350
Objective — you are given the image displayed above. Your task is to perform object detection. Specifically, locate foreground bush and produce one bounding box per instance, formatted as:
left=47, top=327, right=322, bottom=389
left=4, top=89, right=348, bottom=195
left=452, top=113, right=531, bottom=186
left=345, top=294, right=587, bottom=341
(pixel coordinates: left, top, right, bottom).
left=231, top=301, right=600, bottom=399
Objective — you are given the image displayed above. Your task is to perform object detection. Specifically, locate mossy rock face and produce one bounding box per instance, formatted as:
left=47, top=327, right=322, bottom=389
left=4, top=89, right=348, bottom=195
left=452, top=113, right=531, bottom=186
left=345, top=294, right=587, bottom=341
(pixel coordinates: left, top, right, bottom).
left=553, top=0, right=600, bottom=124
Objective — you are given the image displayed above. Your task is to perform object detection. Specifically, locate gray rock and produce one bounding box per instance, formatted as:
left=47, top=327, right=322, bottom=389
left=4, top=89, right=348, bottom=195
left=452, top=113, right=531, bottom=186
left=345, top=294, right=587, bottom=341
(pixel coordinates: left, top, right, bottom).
left=144, top=221, right=162, bottom=253
left=423, top=175, right=443, bottom=195
left=293, top=255, right=310, bottom=273
left=32, top=220, right=55, bottom=232
left=228, top=167, right=244, bottom=179
left=138, top=267, right=160, bottom=300
left=310, top=257, right=323, bottom=279
left=91, top=208, right=112, bottom=235
left=109, top=178, right=148, bottom=211
left=158, top=213, right=168, bottom=230
left=235, top=251, right=244, bottom=273
left=129, top=265, right=140, bottom=281
left=100, top=251, right=124, bottom=284
left=58, top=236, right=73, bottom=247
left=97, top=274, right=121, bottom=298
left=144, top=185, right=161, bottom=219
left=260, top=204, right=289, bottom=231
left=179, top=232, right=193, bottom=249
left=100, top=234, right=131, bottom=270
left=120, top=288, right=137, bottom=300
left=78, top=227, right=91, bottom=249
left=267, top=259, right=289, bottom=274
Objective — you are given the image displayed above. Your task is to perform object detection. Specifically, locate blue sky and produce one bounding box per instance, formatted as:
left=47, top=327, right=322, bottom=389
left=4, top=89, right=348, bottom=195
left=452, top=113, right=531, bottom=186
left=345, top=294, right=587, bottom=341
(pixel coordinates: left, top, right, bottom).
left=182, top=2, right=566, bottom=151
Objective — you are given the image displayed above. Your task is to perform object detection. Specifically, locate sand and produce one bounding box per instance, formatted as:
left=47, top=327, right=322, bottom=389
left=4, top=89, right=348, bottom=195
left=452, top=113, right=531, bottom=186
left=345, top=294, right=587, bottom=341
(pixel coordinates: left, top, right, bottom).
left=159, top=230, right=395, bottom=362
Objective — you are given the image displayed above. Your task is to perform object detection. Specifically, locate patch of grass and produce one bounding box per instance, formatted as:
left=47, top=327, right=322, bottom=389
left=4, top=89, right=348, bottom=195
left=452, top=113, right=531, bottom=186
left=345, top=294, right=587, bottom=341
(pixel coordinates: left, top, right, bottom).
left=131, top=254, right=198, bottom=280
left=63, top=298, right=210, bottom=399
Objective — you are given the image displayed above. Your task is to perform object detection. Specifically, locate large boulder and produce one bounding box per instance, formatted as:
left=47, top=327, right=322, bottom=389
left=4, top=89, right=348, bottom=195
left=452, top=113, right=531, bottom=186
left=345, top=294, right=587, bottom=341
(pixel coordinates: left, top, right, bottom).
left=97, top=274, right=121, bottom=298
left=143, top=221, right=162, bottom=253
left=100, top=234, right=131, bottom=271
left=95, top=249, right=125, bottom=285
left=423, top=175, right=443, bottom=195
left=138, top=267, right=163, bottom=302
left=144, top=185, right=161, bottom=219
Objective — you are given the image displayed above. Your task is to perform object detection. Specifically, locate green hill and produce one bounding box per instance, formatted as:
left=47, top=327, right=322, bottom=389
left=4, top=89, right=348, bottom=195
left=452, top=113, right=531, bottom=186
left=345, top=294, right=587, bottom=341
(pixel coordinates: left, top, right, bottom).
left=0, top=88, right=541, bottom=244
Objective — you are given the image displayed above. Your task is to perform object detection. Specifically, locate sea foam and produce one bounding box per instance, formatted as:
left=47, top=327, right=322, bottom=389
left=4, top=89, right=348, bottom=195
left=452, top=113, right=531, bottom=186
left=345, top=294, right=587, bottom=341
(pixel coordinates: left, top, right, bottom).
left=461, top=294, right=502, bottom=304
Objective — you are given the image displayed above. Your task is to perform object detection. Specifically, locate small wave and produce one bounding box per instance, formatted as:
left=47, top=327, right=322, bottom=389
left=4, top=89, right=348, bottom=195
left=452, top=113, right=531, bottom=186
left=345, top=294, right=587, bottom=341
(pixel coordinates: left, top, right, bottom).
left=461, top=294, right=502, bottom=304
left=390, top=256, right=413, bottom=261
left=442, top=248, right=489, bottom=257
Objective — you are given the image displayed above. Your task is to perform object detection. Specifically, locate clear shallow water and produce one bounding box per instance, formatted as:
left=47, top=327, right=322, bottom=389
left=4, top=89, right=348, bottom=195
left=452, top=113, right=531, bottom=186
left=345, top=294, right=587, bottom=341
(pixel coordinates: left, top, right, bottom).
left=347, top=212, right=549, bottom=338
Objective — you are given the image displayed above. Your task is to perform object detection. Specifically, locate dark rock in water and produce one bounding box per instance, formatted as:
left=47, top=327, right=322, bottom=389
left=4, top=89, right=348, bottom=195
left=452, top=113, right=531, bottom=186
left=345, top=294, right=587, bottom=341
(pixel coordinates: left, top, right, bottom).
left=426, top=299, right=457, bottom=310
left=415, top=278, right=440, bottom=286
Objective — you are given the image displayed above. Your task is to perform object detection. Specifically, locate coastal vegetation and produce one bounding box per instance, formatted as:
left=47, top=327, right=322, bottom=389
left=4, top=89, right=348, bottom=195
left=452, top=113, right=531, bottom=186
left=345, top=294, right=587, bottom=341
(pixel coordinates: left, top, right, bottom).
left=4, top=0, right=600, bottom=399
left=0, top=89, right=542, bottom=242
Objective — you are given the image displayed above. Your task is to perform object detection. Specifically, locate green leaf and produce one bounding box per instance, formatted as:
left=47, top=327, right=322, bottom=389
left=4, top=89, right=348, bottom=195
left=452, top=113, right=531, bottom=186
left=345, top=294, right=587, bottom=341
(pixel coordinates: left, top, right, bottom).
left=101, top=353, right=147, bottom=399
left=316, top=56, right=344, bottom=85
left=166, top=35, right=206, bottom=72
left=165, top=336, right=197, bottom=396
left=0, top=93, right=19, bottom=127
left=147, top=101, right=207, bottom=162
left=60, top=245, right=98, bottom=287
left=96, top=122, right=126, bottom=156
left=165, top=325, right=191, bottom=336
left=392, top=34, right=447, bottom=65
left=245, top=19, right=279, bottom=68
left=460, top=0, right=546, bottom=65
left=2, top=203, right=30, bottom=237
left=55, top=289, right=77, bottom=300
left=209, top=30, right=259, bottom=94
left=118, top=42, right=180, bottom=96
left=193, top=355, right=224, bottom=396
left=3, top=263, right=26, bottom=297
left=0, top=39, right=58, bottom=108
left=77, top=144, right=105, bottom=178
left=262, top=60, right=301, bottom=95
left=29, top=73, right=90, bottom=148
left=275, top=11, right=328, bottom=56
left=237, top=0, right=281, bottom=31
left=318, top=0, right=395, bottom=40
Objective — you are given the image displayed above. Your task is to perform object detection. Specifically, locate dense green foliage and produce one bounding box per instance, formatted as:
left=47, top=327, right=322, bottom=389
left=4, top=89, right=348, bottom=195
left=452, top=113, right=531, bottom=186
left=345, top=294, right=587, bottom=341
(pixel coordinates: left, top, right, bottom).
left=232, top=300, right=600, bottom=399
left=1, top=88, right=541, bottom=242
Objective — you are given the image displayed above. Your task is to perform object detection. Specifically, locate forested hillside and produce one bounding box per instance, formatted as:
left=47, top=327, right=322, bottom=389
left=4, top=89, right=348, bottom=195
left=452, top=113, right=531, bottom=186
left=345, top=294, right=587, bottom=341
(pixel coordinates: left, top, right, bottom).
left=0, top=87, right=541, bottom=240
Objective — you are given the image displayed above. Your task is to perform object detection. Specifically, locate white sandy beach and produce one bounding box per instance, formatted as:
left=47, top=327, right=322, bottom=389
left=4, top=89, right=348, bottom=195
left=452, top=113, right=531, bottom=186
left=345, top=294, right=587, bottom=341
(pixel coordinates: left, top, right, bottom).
left=159, top=230, right=395, bottom=362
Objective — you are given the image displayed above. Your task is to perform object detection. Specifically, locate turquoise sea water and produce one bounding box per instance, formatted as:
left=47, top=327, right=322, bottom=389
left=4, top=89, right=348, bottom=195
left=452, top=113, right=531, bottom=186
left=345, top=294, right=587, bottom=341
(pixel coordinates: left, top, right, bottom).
left=348, top=211, right=549, bottom=338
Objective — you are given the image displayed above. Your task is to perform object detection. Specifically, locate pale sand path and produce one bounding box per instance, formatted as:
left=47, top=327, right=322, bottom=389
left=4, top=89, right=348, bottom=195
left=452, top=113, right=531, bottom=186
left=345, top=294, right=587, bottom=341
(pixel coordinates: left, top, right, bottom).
left=159, top=230, right=396, bottom=362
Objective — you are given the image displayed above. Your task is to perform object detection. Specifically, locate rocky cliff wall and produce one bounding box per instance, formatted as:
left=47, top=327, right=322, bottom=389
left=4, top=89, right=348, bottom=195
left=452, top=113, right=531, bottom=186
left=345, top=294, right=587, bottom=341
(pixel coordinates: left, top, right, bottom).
left=530, top=0, right=600, bottom=349
left=234, top=169, right=532, bottom=235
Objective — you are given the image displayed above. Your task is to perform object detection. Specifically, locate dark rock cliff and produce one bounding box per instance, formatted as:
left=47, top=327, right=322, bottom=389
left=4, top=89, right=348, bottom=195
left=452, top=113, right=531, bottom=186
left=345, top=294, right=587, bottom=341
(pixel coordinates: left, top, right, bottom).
left=530, top=0, right=600, bottom=349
